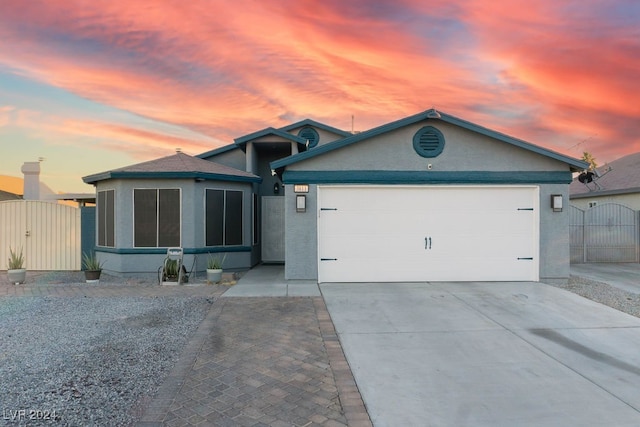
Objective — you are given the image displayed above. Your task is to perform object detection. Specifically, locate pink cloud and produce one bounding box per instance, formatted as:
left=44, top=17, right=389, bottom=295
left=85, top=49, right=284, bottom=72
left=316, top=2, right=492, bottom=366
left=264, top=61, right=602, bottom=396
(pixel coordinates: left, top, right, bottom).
left=0, top=0, right=637, bottom=167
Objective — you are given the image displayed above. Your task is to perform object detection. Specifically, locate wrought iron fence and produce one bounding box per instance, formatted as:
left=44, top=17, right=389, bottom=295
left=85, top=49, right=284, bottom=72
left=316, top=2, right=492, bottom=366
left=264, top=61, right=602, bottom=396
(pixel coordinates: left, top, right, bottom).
left=570, top=203, right=639, bottom=263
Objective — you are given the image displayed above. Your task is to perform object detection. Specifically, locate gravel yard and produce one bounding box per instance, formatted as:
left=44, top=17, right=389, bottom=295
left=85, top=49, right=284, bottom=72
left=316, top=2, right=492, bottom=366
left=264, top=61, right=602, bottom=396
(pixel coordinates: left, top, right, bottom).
left=0, top=270, right=637, bottom=426
left=554, top=275, right=640, bottom=318
left=0, top=291, right=212, bottom=426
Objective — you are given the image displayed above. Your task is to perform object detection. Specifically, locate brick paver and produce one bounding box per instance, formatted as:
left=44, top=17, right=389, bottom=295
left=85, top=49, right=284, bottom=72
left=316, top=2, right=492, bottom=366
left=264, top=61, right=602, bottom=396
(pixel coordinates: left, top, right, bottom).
left=0, top=272, right=371, bottom=426
left=137, top=297, right=371, bottom=427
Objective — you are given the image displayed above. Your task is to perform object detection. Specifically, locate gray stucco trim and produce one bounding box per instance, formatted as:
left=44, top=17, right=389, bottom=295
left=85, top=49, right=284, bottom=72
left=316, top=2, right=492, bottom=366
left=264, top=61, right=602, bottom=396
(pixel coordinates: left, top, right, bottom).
left=96, top=246, right=252, bottom=255
left=270, top=109, right=589, bottom=172
left=84, top=171, right=262, bottom=184
left=282, top=170, right=573, bottom=185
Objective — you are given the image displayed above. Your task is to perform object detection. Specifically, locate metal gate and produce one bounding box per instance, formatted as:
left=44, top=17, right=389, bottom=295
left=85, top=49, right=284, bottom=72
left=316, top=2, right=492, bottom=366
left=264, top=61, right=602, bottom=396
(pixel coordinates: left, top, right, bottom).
left=570, top=203, right=639, bottom=263
left=0, top=200, right=82, bottom=270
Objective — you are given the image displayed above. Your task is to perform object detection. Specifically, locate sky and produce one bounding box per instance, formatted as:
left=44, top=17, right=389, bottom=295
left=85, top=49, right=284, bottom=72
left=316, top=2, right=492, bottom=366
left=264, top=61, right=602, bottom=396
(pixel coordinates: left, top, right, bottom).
left=0, top=0, right=638, bottom=193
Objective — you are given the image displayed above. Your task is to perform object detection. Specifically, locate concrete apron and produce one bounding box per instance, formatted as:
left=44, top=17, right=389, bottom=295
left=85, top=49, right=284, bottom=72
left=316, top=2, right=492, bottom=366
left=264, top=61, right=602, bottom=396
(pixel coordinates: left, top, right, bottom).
left=321, top=281, right=640, bottom=427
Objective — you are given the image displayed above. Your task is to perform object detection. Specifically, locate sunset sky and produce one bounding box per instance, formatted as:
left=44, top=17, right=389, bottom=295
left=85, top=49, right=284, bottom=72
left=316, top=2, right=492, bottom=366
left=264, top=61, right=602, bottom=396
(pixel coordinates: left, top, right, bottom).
left=0, top=0, right=638, bottom=193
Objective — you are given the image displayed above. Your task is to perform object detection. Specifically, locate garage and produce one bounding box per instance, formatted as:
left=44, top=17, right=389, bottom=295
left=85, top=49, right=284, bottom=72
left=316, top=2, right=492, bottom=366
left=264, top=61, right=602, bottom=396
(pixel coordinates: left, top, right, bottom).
left=317, top=185, right=539, bottom=283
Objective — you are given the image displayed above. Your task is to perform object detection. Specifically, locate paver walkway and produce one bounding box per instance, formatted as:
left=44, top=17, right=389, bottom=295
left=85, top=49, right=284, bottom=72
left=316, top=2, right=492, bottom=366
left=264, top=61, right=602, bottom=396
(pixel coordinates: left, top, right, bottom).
left=0, top=271, right=371, bottom=426
left=138, top=297, right=371, bottom=427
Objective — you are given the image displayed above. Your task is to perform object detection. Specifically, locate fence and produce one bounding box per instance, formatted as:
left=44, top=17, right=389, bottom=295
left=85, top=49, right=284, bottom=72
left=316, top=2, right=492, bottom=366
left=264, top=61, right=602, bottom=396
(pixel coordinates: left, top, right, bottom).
left=570, top=203, right=639, bottom=263
left=0, top=200, right=82, bottom=270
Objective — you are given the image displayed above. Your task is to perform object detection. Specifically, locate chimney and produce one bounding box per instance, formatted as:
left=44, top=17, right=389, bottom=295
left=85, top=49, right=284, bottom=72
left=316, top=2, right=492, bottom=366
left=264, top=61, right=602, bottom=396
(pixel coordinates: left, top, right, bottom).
left=21, top=161, right=41, bottom=200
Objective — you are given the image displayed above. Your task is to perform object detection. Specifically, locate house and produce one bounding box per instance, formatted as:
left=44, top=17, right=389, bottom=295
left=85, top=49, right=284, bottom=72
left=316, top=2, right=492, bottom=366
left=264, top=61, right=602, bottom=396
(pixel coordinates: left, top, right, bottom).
left=83, top=109, right=587, bottom=283
left=0, top=189, right=21, bottom=201
left=570, top=152, right=640, bottom=210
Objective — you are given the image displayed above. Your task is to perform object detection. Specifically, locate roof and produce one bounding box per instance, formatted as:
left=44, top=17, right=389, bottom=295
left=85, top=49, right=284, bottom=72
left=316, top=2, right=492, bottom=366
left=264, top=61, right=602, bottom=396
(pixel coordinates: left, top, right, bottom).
left=234, top=127, right=306, bottom=147
left=83, top=152, right=261, bottom=184
left=278, top=119, right=351, bottom=137
left=271, top=109, right=589, bottom=172
left=570, top=151, right=640, bottom=198
left=196, top=143, right=239, bottom=159
left=0, top=189, right=21, bottom=201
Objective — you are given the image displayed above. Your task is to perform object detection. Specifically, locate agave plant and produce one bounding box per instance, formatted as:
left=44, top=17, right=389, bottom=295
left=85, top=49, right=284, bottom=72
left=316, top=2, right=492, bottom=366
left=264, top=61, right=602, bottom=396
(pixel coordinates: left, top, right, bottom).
left=8, top=247, right=24, bottom=270
left=82, top=251, right=104, bottom=271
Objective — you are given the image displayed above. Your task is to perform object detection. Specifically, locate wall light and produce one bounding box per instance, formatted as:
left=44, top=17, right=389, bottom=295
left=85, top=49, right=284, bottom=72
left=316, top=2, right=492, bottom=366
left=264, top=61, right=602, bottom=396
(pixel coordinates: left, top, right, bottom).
left=296, top=195, right=306, bottom=213
left=273, top=182, right=280, bottom=194
left=551, top=194, right=563, bottom=212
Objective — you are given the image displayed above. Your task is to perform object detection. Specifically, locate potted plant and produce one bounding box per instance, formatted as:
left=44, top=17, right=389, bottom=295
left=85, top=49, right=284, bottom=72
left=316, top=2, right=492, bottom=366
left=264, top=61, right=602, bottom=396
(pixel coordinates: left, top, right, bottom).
left=206, top=253, right=226, bottom=283
left=82, top=251, right=104, bottom=282
left=7, top=246, right=26, bottom=284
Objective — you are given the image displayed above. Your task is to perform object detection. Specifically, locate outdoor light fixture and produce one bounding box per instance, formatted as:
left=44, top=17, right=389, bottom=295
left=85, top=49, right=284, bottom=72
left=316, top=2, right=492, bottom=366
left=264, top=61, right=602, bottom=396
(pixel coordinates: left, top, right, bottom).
left=551, top=194, right=563, bottom=212
left=294, top=184, right=309, bottom=193
left=273, top=182, right=280, bottom=194
left=296, top=195, right=306, bottom=213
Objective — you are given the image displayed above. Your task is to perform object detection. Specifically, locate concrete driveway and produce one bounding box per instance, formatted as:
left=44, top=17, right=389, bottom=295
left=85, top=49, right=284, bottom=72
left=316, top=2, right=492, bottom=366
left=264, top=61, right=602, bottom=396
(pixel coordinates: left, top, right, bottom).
left=321, top=281, right=640, bottom=427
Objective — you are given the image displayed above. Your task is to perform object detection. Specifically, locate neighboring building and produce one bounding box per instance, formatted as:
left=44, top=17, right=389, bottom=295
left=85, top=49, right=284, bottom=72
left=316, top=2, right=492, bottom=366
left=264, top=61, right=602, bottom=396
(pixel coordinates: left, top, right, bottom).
left=570, top=152, right=640, bottom=210
left=0, top=189, right=21, bottom=201
left=83, top=109, right=587, bottom=283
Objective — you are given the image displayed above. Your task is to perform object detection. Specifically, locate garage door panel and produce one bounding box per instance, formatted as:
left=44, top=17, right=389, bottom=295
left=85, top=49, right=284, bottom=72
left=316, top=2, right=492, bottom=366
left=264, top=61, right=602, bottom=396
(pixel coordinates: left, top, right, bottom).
left=318, top=186, right=539, bottom=283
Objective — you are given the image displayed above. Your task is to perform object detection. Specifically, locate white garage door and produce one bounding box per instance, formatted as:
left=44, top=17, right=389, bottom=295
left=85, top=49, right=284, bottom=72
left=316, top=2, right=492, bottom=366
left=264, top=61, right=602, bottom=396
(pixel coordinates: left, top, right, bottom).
left=317, top=185, right=539, bottom=282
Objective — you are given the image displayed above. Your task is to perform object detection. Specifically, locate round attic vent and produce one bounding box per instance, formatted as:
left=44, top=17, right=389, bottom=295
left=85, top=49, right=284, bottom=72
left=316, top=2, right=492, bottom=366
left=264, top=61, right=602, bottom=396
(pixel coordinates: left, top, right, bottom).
left=298, top=127, right=319, bottom=148
left=413, top=126, right=445, bottom=158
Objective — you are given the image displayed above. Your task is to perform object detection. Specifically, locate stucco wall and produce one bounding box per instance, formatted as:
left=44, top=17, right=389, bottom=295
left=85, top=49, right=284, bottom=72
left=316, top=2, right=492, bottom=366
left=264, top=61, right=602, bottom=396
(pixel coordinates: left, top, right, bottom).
left=200, top=147, right=246, bottom=171
left=284, top=185, right=318, bottom=279
left=538, top=183, right=570, bottom=282
left=282, top=118, right=574, bottom=283
left=289, top=122, right=565, bottom=173
left=94, top=178, right=254, bottom=277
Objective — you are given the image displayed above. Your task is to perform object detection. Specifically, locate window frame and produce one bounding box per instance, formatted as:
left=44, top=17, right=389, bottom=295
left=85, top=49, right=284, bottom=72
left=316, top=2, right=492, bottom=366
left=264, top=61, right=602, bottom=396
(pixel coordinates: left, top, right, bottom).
left=205, top=188, right=244, bottom=247
left=133, top=188, right=182, bottom=248
left=97, top=189, right=115, bottom=248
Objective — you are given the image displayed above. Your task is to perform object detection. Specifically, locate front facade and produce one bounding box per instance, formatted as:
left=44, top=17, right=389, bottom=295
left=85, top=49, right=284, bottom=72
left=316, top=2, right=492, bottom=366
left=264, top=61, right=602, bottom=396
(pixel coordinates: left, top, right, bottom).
left=84, top=110, right=586, bottom=283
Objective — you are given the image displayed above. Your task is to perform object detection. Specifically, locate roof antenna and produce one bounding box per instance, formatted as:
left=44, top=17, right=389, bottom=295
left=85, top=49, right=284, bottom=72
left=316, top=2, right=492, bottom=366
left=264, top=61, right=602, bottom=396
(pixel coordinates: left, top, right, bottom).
left=351, top=114, right=355, bottom=134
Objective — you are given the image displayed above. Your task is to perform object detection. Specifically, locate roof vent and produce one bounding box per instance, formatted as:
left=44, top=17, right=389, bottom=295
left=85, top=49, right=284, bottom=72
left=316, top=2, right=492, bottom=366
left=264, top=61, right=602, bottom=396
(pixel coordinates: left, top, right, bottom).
left=413, top=126, right=445, bottom=158
left=298, top=127, right=319, bottom=149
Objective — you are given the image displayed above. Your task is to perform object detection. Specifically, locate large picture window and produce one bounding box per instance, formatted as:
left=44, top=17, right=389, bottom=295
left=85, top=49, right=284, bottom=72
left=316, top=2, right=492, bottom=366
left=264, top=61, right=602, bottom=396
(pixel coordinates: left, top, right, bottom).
left=134, top=189, right=180, bottom=247
left=206, top=189, right=243, bottom=246
left=97, top=189, right=115, bottom=247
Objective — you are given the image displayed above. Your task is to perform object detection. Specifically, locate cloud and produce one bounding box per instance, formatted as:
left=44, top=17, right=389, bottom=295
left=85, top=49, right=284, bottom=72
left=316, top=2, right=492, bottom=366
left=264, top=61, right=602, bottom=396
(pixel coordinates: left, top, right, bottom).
left=0, top=0, right=637, bottom=167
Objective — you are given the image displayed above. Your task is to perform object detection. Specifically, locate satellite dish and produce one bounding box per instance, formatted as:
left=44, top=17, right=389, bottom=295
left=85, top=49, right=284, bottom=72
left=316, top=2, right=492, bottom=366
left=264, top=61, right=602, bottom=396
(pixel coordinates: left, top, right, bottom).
left=578, top=171, right=594, bottom=183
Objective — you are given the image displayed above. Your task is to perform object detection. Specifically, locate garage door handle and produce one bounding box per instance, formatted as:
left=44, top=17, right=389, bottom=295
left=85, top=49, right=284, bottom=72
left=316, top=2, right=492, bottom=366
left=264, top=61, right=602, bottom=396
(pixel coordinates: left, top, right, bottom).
left=321, top=258, right=338, bottom=261
left=425, top=237, right=432, bottom=250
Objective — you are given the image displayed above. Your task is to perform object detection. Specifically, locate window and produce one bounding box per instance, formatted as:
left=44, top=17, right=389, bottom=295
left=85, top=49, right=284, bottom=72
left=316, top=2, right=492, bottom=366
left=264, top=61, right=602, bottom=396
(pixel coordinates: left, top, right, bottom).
left=134, top=189, right=180, bottom=247
left=206, top=189, right=243, bottom=246
left=298, top=126, right=319, bottom=148
left=97, top=189, right=115, bottom=247
left=413, top=126, right=445, bottom=158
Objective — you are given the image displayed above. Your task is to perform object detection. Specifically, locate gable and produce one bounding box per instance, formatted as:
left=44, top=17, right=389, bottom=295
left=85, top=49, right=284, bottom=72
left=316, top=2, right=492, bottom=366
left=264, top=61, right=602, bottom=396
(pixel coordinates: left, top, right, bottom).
left=279, top=119, right=351, bottom=148
left=271, top=110, right=587, bottom=184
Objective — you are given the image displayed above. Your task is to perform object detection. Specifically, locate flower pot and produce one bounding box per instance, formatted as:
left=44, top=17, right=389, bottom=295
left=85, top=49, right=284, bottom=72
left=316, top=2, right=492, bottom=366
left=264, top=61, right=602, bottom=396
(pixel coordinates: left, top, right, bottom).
left=207, top=268, right=223, bottom=283
left=7, top=268, right=26, bottom=284
left=84, top=270, right=102, bottom=282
